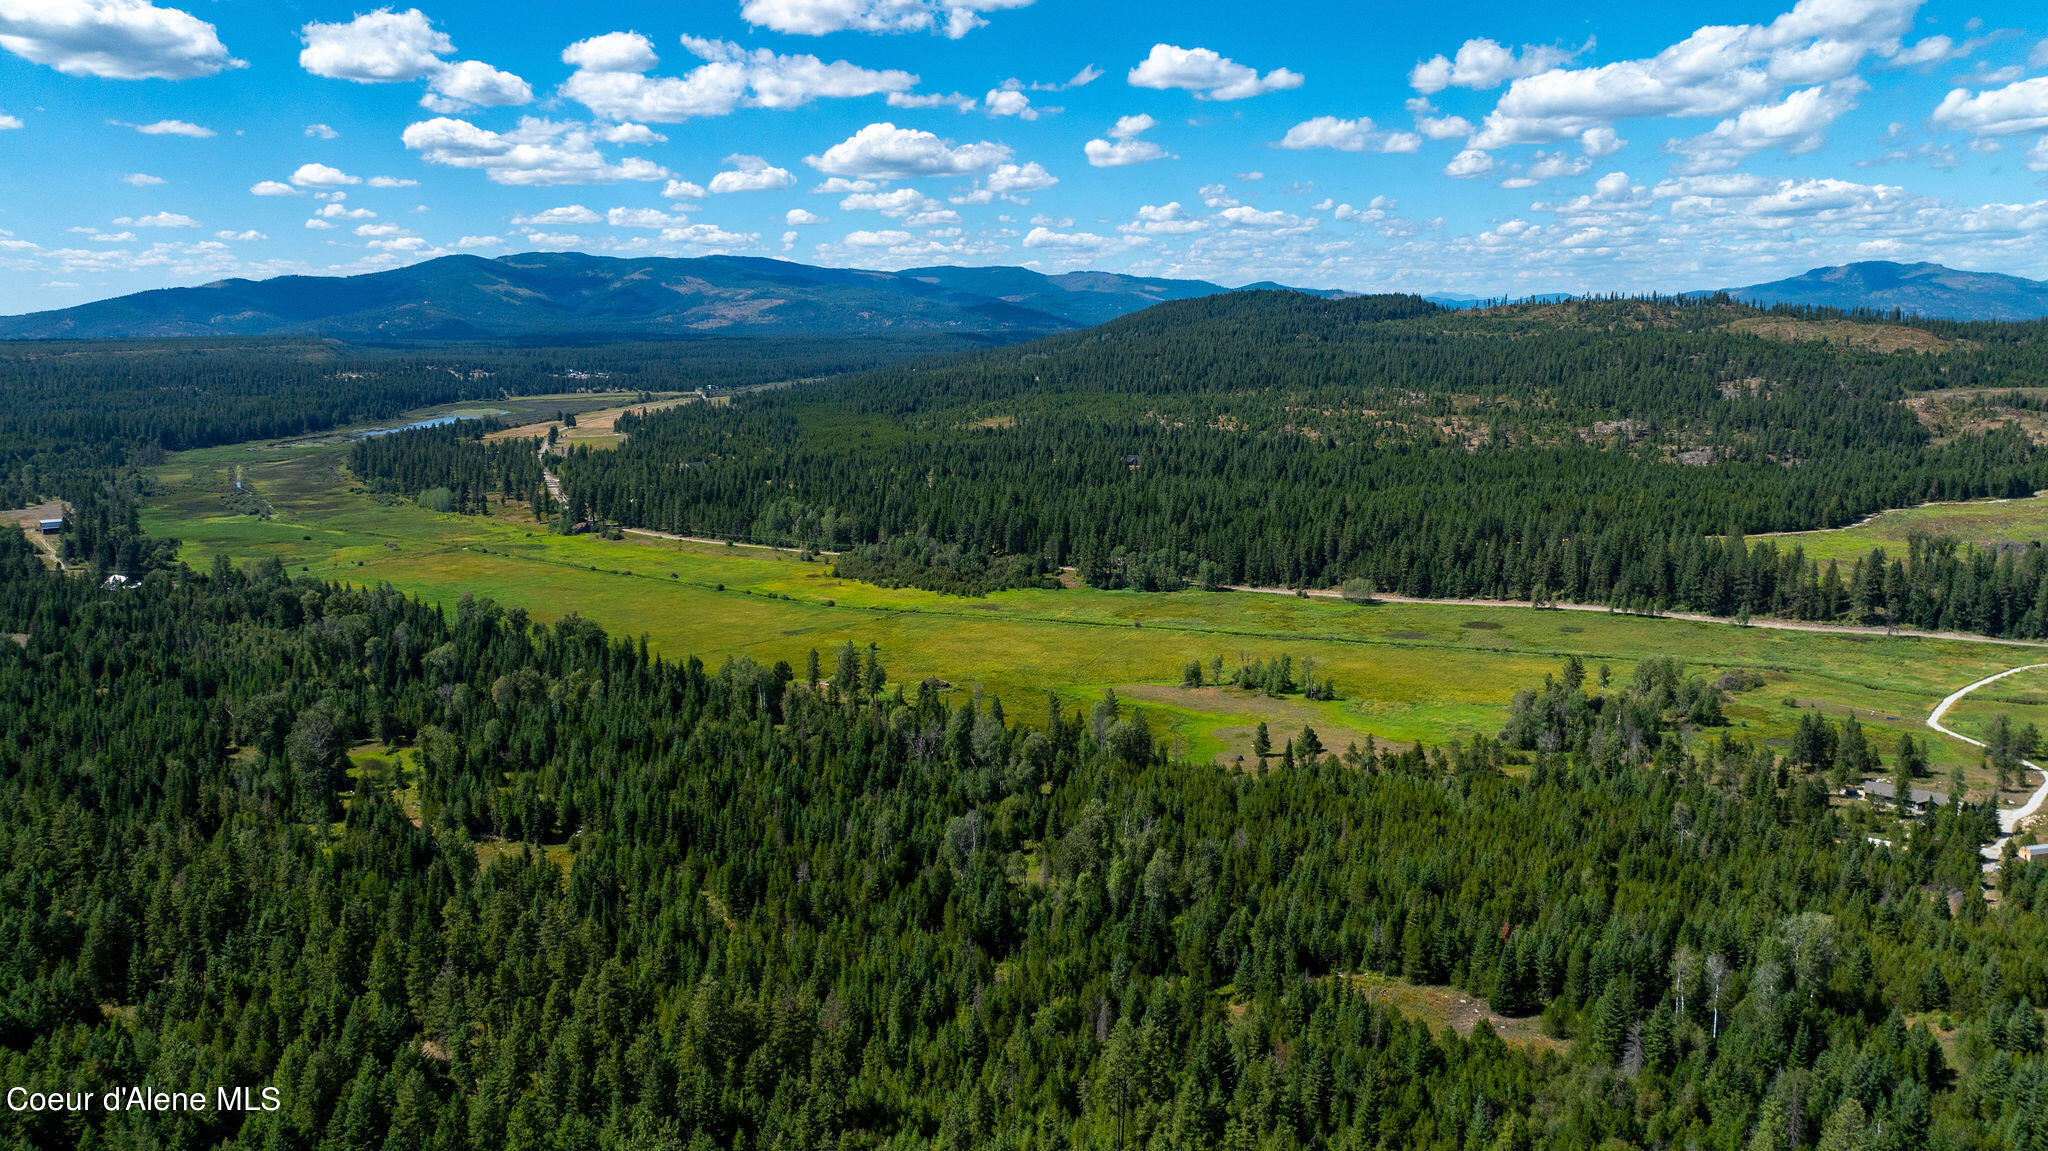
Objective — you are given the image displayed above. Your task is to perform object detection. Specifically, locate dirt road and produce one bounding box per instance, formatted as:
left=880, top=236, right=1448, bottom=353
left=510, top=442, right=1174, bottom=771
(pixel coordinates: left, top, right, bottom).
left=1228, top=585, right=2048, bottom=650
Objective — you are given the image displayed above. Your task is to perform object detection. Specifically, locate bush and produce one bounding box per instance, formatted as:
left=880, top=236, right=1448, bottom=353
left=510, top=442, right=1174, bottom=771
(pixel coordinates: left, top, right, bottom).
left=1340, top=577, right=1377, bottom=604
left=1713, top=669, right=1766, bottom=694
left=417, top=487, right=454, bottom=513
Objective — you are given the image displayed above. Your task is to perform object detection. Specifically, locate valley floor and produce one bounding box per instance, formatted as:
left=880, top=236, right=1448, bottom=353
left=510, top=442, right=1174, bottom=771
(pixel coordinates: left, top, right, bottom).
left=135, top=400, right=2048, bottom=801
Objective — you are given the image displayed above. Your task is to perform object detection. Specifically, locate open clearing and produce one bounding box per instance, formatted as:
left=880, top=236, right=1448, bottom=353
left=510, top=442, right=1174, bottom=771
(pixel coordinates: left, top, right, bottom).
left=1760, top=490, right=2048, bottom=565
left=1335, top=972, right=1564, bottom=1054
left=1725, top=315, right=1961, bottom=354
left=485, top=391, right=710, bottom=450
left=8, top=500, right=69, bottom=571
left=140, top=408, right=2048, bottom=788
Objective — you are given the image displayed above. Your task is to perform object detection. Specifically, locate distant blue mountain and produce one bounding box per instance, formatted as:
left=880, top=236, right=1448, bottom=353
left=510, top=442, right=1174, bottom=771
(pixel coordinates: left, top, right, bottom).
left=0, top=252, right=1369, bottom=341
left=1718, top=261, right=2048, bottom=322
left=1425, top=293, right=1577, bottom=310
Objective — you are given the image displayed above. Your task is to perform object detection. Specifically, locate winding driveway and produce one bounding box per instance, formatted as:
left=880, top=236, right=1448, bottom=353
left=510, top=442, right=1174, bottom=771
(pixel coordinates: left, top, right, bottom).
left=1924, top=664, right=2048, bottom=862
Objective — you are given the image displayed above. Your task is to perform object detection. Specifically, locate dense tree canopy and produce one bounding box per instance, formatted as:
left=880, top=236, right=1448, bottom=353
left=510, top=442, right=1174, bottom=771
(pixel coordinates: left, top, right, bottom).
left=4, top=533, right=2048, bottom=1150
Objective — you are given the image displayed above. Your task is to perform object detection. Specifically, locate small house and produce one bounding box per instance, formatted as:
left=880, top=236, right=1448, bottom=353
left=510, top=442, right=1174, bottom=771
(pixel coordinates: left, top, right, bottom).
left=2022, top=843, right=2048, bottom=864
left=1860, top=780, right=1950, bottom=814
left=37, top=518, right=63, bottom=534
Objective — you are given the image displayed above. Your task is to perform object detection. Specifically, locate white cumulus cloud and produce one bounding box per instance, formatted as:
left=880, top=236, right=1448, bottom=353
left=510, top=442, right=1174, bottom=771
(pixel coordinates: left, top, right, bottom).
left=1670, top=79, right=1864, bottom=172
left=1276, top=116, right=1422, bottom=153
left=1119, top=201, right=1204, bottom=235
left=1084, top=113, right=1171, bottom=167
left=510, top=205, right=602, bottom=227
left=114, top=211, right=199, bottom=227
left=122, top=118, right=211, bottom=137
left=250, top=180, right=298, bottom=196
left=1444, top=148, right=1496, bottom=178
left=299, top=8, right=448, bottom=81
left=561, top=33, right=914, bottom=123
left=402, top=116, right=671, bottom=186
left=709, top=154, right=796, bottom=193
left=292, top=162, right=360, bottom=188
left=786, top=208, right=827, bottom=225
left=1127, top=43, right=1302, bottom=101
left=121, top=172, right=164, bottom=186
left=741, top=0, right=1035, bottom=39
left=985, top=161, right=1056, bottom=193
left=1931, top=76, right=2048, bottom=137
left=1085, top=139, right=1169, bottom=167
left=300, top=8, right=530, bottom=112
left=599, top=122, right=666, bottom=145
left=985, top=87, right=1041, bottom=119
left=0, top=0, right=243, bottom=79
left=840, top=188, right=935, bottom=216
left=423, top=59, right=532, bottom=112
left=607, top=206, right=685, bottom=229
left=658, top=223, right=756, bottom=250
left=806, top=122, right=1011, bottom=179
left=1022, top=226, right=1122, bottom=251
left=1409, top=38, right=1586, bottom=94
left=1467, top=0, right=1919, bottom=150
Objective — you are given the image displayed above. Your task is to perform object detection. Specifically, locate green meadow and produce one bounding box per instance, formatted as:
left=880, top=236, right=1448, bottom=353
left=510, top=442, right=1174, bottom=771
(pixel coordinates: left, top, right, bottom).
left=1761, top=491, right=2048, bottom=564
left=142, top=406, right=2048, bottom=787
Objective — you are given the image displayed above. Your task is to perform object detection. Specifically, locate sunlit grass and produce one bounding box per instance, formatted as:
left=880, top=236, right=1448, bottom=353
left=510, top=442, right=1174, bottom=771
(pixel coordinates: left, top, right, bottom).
left=145, top=425, right=2048, bottom=786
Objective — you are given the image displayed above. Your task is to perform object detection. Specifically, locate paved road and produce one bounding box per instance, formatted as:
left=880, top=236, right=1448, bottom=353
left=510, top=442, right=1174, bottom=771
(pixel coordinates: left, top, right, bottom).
left=1922, top=664, right=2048, bottom=863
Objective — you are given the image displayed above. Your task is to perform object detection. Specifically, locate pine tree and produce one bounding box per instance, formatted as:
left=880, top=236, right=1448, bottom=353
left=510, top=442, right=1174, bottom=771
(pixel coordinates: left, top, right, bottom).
left=834, top=641, right=858, bottom=695
left=1814, top=1096, right=1868, bottom=1151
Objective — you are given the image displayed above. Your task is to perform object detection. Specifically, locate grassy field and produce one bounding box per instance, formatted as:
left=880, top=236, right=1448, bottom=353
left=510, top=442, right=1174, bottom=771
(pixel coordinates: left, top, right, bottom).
left=1762, top=492, right=2048, bottom=565
left=139, top=404, right=2048, bottom=789
left=485, top=391, right=718, bottom=449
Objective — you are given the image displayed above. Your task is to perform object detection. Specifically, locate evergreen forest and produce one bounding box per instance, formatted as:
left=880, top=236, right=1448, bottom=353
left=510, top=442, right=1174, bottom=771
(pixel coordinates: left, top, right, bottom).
left=5, top=532, right=2048, bottom=1151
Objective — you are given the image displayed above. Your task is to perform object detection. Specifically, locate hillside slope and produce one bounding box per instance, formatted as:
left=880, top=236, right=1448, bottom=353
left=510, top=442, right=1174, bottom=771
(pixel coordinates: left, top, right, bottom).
left=1722, top=260, right=2048, bottom=321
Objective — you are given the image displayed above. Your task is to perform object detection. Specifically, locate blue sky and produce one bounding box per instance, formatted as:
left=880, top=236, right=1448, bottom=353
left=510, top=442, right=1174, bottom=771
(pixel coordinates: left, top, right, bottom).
left=1, top=0, right=2047, bottom=314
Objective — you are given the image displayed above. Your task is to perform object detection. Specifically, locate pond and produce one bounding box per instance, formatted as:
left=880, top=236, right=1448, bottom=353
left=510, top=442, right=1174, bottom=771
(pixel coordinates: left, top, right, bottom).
left=354, top=409, right=508, bottom=438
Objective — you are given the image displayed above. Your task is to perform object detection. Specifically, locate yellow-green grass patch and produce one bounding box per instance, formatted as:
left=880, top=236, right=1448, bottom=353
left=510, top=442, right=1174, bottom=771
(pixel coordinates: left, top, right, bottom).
left=1333, top=971, right=1564, bottom=1053
left=1759, top=493, right=2048, bottom=565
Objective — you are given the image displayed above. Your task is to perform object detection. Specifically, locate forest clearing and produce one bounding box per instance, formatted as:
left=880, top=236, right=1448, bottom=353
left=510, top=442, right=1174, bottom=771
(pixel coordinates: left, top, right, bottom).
left=145, top=409, right=2048, bottom=790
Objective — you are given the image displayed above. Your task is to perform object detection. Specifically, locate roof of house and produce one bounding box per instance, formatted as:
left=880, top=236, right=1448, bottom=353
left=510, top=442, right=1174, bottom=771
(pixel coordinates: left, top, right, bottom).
left=1861, top=780, right=1950, bottom=806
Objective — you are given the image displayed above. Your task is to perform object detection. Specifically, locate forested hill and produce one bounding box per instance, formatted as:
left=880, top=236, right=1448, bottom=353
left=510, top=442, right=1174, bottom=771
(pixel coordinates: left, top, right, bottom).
left=522, top=291, right=2048, bottom=631
left=1723, top=261, right=2048, bottom=323
left=3, top=534, right=2045, bottom=1150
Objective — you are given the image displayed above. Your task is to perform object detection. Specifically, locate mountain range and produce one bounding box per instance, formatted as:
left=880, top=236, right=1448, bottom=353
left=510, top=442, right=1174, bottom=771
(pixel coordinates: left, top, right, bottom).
left=1713, top=261, right=2048, bottom=322
left=0, top=252, right=1351, bottom=341
left=3, top=255, right=2045, bottom=341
